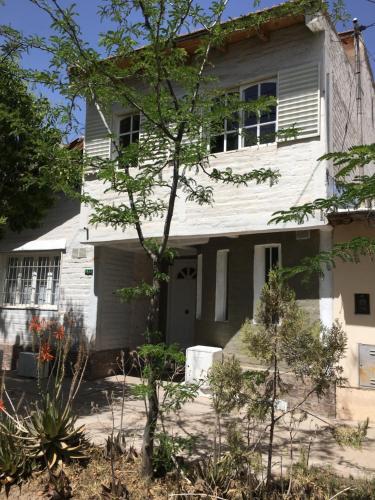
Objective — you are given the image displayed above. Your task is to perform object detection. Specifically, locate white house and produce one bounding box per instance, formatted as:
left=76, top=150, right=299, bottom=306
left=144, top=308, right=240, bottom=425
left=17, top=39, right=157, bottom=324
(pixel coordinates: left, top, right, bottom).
left=0, top=5, right=374, bottom=397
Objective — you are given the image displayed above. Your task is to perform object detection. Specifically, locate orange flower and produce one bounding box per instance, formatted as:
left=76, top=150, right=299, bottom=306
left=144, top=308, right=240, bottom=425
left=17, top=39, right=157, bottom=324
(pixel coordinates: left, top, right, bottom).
left=0, top=399, right=5, bottom=412
left=38, top=342, right=54, bottom=363
left=29, top=316, right=42, bottom=334
left=54, top=325, right=65, bottom=341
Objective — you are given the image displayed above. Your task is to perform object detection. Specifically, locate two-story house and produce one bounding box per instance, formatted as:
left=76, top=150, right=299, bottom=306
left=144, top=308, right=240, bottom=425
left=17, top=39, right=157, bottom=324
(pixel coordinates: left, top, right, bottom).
left=0, top=4, right=374, bottom=413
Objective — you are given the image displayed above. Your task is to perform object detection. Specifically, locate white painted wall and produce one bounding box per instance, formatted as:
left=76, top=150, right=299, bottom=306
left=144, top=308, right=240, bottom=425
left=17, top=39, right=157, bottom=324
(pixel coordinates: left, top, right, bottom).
left=0, top=195, right=96, bottom=353
left=83, top=22, right=330, bottom=244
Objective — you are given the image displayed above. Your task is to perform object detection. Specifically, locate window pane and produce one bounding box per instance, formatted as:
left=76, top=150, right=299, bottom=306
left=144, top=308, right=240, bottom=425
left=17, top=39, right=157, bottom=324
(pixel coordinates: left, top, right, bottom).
left=210, top=134, right=224, bottom=153
left=132, top=114, right=140, bottom=131
left=260, top=82, right=277, bottom=124
left=226, top=112, right=239, bottom=132
left=120, top=116, right=131, bottom=134
left=226, top=132, right=239, bottom=151
left=243, top=127, right=257, bottom=147
left=132, top=132, right=139, bottom=144
left=20, top=257, right=33, bottom=304
left=260, top=82, right=276, bottom=97
left=244, top=85, right=258, bottom=102
left=36, top=257, right=49, bottom=305
left=259, top=123, right=276, bottom=144
left=120, top=134, right=130, bottom=148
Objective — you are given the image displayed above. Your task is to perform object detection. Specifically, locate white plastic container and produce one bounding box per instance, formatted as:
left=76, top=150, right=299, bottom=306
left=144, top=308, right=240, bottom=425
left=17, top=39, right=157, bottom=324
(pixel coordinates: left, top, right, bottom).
left=185, top=345, right=223, bottom=388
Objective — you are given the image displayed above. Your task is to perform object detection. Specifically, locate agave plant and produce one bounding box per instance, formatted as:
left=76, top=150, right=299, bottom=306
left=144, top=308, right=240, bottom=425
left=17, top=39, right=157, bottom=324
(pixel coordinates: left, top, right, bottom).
left=0, top=419, right=32, bottom=493
left=25, top=395, right=87, bottom=470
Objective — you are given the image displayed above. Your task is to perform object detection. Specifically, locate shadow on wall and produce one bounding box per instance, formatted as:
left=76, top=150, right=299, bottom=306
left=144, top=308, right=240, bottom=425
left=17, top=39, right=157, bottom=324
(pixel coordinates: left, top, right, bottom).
left=0, top=300, right=91, bottom=372
left=0, top=195, right=81, bottom=252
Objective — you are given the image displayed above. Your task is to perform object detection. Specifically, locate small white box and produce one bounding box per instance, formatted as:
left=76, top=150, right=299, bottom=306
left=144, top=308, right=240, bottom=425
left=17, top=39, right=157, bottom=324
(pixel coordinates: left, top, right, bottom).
left=185, top=345, right=223, bottom=387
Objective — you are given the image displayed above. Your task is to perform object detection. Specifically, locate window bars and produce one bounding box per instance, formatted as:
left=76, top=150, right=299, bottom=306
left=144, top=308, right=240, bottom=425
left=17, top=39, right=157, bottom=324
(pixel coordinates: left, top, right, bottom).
left=2, top=255, right=61, bottom=306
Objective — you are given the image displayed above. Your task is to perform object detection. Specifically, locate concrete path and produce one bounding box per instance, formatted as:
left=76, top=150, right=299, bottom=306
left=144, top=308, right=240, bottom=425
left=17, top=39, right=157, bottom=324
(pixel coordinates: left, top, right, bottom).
left=4, top=373, right=375, bottom=479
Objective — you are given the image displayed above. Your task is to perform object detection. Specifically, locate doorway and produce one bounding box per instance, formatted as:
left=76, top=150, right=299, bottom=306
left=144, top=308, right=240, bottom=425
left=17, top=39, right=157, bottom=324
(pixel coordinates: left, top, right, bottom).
left=166, top=258, right=197, bottom=349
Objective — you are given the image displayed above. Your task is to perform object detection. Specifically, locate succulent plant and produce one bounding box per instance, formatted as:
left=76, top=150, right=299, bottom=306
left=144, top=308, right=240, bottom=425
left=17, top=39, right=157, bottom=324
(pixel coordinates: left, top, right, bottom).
left=25, top=395, right=87, bottom=470
left=0, top=419, right=32, bottom=493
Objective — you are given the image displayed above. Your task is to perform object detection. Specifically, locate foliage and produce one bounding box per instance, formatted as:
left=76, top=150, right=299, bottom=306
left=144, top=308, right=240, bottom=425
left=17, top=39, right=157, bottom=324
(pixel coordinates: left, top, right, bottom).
left=25, top=395, right=87, bottom=470
left=0, top=418, right=32, bottom=494
left=270, top=144, right=375, bottom=277
left=153, top=433, right=195, bottom=477
left=333, top=418, right=369, bottom=449
left=0, top=56, right=82, bottom=235
left=241, top=271, right=347, bottom=485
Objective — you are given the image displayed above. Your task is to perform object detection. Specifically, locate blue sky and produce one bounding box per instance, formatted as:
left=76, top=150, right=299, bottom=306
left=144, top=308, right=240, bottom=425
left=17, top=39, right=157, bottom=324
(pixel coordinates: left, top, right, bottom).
left=1, top=0, right=374, bottom=138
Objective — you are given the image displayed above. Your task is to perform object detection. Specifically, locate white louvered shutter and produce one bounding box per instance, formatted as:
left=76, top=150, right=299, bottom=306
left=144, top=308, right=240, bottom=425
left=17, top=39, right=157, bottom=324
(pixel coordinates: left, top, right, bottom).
left=84, top=103, right=112, bottom=159
left=277, top=64, right=320, bottom=140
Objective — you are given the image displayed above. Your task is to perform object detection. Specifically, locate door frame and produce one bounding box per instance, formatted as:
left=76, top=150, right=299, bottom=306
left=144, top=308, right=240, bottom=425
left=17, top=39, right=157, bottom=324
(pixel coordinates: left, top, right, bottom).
left=166, top=257, right=197, bottom=346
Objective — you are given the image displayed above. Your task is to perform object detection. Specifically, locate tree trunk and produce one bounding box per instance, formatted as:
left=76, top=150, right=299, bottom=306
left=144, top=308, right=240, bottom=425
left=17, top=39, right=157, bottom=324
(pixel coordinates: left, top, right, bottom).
left=141, top=260, right=162, bottom=478
left=266, top=353, right=278, bottom=487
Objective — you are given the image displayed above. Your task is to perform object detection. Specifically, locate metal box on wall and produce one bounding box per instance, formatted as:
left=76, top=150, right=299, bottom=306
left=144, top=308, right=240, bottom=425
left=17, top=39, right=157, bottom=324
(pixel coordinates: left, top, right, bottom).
left=359, top=344, right=375, bottom=388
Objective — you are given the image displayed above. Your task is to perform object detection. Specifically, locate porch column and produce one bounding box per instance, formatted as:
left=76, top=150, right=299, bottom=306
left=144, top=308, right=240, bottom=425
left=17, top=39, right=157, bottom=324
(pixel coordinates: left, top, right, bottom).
left=319, top=227, right=333, bottom=328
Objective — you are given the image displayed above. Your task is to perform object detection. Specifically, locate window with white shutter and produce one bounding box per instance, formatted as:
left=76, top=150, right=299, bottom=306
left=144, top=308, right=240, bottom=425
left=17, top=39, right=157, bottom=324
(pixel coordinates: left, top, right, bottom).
left=277, top=64, right=320, bottom=140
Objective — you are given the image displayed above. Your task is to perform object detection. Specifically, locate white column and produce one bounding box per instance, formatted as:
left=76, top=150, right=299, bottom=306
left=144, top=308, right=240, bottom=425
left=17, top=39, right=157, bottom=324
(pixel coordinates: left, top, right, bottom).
left=319, top=228, right=334, bottom=328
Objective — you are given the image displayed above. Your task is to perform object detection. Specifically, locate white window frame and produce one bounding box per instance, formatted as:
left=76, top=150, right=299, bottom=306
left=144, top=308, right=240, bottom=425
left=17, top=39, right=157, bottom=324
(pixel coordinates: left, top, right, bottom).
left=240, top=79, right=278, bottom=147
left=1, top=253, right=61, bottom=309
left=196, top=254, right=203, bottom=320
left=253, top=244, right=281, bottom=319
left=215, top=249, right=229, bottom=322
left=118, top=113, right=140, bottom=149
left=210, top=78, right=278, bottom=154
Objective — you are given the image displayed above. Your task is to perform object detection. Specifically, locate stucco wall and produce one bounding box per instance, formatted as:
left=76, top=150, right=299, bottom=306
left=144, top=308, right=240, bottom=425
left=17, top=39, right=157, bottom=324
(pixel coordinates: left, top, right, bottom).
left=333, top=220, right=375, bottom=421
left=195, top=230, right=321, bottom=364
left=0, top=195, right=95, bottom=369
left=94, top=246, right=152, bottom=351
left=83, top=22, right=329, bottom=244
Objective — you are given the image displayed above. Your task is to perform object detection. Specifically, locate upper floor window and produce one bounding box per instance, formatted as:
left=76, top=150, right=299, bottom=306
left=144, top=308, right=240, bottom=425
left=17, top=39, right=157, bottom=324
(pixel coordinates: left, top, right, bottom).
left=119, top=114, right=140, bottom=149
left=2, top=254, right=61, bottom=307
left=242, top=81, right=277, bottom=147
left=209, top=80, right=277, bottom=154
left=210, top=94, right=240, bottom=154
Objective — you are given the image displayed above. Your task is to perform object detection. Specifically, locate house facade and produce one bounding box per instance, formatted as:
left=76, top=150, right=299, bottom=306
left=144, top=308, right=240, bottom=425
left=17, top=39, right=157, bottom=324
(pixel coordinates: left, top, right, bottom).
left=0, top=6, right=374, bottom=407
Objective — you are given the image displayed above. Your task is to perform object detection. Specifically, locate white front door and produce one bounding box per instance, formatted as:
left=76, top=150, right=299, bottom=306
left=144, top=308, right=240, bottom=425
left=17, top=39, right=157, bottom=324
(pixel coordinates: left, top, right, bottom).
left=167, top=258, right=197, bottom=349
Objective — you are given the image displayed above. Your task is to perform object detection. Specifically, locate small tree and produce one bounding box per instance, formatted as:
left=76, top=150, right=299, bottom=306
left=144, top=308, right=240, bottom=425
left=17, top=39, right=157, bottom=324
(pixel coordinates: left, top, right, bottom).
left=241, top=271, right=346, bottom=486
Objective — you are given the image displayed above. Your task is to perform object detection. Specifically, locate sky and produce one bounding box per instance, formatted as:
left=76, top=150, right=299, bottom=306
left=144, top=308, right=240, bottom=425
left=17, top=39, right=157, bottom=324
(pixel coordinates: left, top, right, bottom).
left=1, top=0, right=375, bottom=138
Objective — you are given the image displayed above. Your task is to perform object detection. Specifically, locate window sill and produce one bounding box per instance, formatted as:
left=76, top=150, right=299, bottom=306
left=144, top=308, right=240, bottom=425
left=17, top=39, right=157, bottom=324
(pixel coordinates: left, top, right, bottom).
left=0, top=305, right=59, bottom=311
left=210, top=142, right=277, bottom=157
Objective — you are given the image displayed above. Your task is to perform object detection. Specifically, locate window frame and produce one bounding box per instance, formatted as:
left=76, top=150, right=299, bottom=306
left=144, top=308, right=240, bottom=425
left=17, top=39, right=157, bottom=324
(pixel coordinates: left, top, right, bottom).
left=118, top=113, right=141, bottom=150
left=209, top=78, right=278, bottom=155
left=253, top=243, right=281, bottom=321
left=240, top=79, right=278, bottom=148
left=1, top=253, right=61, bottom=309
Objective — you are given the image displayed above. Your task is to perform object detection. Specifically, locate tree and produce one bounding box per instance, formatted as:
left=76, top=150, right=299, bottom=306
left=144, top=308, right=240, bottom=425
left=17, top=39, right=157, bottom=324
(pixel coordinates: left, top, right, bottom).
left=0, top=0, right=350, bottom=478
left=270, top=145, right=375, bottom=277
left=241, top=271, right=346, bottom=487
left=0, top=56, right=81, bottom=234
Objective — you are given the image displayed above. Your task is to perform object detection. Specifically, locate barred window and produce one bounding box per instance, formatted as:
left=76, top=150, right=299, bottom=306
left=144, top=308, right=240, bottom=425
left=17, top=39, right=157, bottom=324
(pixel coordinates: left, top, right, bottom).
left=2, top=255, right=61, bottom=306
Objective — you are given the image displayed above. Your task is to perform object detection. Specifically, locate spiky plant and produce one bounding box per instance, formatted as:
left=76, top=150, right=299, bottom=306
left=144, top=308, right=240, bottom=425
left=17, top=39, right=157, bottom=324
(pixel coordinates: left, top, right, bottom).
left=0, top=419, right=32, bottom=493
left=25, top=395, right=87, bottom=470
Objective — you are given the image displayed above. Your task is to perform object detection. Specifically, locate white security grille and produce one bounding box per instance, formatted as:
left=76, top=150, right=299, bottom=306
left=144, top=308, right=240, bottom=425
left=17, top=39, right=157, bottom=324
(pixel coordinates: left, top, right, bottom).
left=2, top=255, right=61, bottom=306
left=278, top=63, right=320, bottom=139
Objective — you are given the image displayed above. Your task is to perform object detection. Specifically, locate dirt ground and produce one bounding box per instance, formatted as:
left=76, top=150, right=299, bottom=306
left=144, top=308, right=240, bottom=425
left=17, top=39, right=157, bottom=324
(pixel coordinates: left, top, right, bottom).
left=3, top=372, right=375, bottom=481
